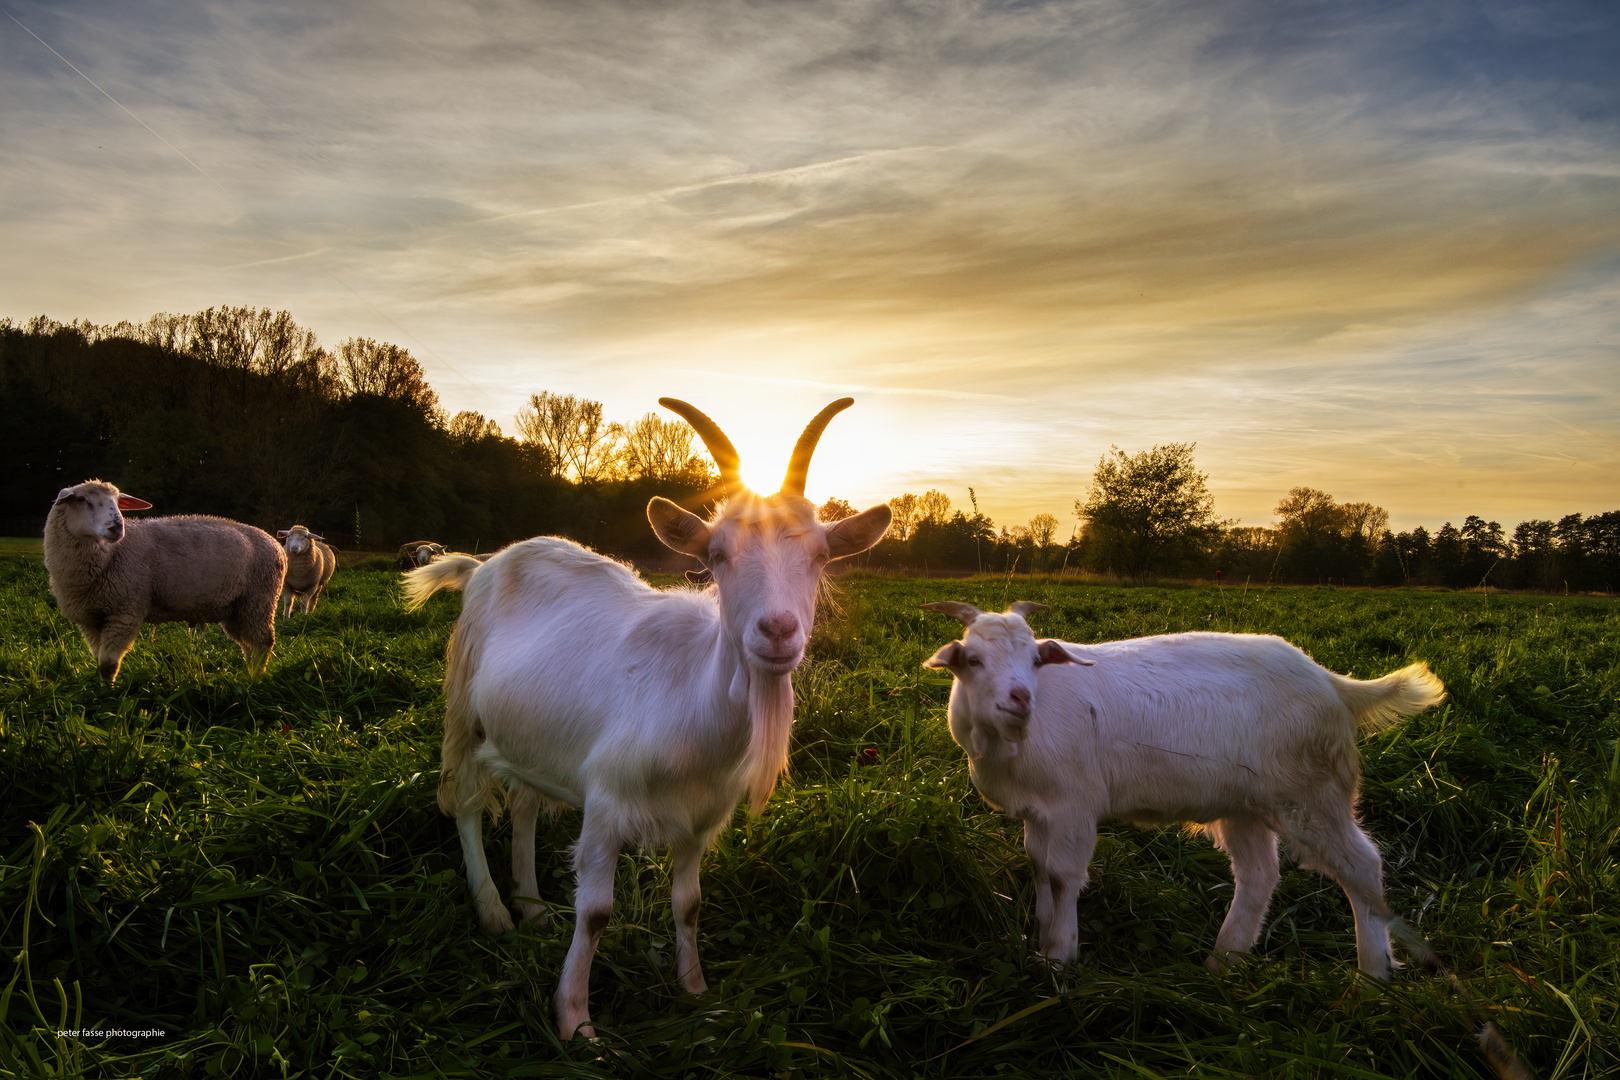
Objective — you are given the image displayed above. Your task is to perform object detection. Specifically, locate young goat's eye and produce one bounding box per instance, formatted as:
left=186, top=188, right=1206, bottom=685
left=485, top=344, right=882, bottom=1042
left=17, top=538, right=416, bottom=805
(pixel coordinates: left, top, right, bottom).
left=966, top=656, right=982, bottom=668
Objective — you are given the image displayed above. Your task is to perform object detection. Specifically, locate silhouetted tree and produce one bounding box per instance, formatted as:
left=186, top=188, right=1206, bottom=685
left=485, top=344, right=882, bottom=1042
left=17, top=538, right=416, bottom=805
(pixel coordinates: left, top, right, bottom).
left=1075, top=443, right=1225, bottom=579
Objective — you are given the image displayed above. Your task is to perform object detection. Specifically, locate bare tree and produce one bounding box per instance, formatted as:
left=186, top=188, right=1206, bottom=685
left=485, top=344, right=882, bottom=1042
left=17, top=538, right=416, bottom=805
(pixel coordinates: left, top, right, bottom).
left=615, top=412, right=710, bottom=483
left=335, top=337, right=441, bottom=416
left=514, top=391, right=618, bottom=483
left=448, top=410, right=502, bottom=445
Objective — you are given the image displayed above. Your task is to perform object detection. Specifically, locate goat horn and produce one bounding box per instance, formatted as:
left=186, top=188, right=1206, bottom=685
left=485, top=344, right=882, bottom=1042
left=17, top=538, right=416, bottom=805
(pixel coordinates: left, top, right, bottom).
left=781, top=397, right=853, bottom=496
left=659, top=398, right=742, bottom=495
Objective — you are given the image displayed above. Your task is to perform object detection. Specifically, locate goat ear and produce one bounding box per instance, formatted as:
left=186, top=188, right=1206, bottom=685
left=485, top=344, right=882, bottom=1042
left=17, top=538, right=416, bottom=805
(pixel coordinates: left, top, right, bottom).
left=1008, top=601, right=1047, bottom=619
left=685, top=567, right=713, bottom=585
left=647, top=497, right=712, bottom=558
left=826, top=504, right=892, bottom=559
left=116, top=493, right=152, bottom=511
left=924, top=641, right=965, bottom=669
left=1036, top=639, right=1095, bottom=666
left=921, top=601, right=982, bottom=625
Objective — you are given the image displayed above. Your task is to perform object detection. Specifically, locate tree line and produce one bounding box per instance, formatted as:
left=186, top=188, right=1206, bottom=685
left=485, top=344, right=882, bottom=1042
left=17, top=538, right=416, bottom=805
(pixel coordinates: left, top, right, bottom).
left=863, top=444, right=1619, bottom=593
left=0, top=310, right=717, bottom=555
left=4, top=308, right=1615, bottom=591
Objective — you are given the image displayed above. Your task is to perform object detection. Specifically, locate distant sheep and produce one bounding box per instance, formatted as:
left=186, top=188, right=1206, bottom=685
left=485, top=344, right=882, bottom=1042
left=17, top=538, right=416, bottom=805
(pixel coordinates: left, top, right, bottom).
left=922, top=601, right=1446, bottom=979
left=277, top=525, right=337, bottom=615
left=44, top=480, right=286, bottom=683
left=397, top=540, right=446, bottom=571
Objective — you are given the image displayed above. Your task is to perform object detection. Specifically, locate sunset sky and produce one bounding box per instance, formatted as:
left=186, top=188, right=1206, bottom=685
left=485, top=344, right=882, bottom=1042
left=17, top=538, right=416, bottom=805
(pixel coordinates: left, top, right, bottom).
left=3, top=0, right=1617, bottom=532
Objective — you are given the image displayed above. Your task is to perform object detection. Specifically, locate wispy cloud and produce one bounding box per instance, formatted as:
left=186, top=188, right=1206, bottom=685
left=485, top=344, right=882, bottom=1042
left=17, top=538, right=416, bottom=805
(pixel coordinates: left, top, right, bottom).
left=1, top=0, right=1616, bottom=526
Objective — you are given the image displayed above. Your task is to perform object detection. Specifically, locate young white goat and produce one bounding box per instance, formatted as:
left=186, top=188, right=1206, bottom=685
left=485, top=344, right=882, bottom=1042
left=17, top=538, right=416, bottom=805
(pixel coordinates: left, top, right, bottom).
left=403, top=398, right=890, bottom=1038
left=922, top=601, right=1445, bottom=979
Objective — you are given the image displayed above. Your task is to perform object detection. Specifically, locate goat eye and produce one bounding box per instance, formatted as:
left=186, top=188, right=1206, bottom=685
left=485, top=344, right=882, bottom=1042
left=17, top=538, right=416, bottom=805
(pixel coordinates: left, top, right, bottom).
left=967, top=656, right=982, bottom=668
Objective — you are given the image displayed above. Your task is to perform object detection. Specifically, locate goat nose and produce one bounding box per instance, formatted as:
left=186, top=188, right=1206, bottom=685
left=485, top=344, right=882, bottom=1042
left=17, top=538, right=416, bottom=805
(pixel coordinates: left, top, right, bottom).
left=757, top=613, right=799, bottom=642
left=1005, top=686, right=1031, bottom=717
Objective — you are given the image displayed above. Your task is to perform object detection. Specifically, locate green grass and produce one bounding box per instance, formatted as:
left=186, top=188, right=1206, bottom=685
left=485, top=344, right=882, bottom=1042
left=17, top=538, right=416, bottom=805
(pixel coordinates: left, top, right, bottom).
left=1, top=556, right=1616, bottom=1077
left=0, top=536, right=44, bottom=556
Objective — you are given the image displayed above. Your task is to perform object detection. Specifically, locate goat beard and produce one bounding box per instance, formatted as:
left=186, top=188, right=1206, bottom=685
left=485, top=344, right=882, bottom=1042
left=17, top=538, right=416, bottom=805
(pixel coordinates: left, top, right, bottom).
left=744, top=670, right=796, bottom=815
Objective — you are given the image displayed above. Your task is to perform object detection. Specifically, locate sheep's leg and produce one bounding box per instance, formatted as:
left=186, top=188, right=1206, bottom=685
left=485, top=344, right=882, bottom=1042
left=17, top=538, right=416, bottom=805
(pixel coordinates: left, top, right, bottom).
left=223, top=604, right=276, bottom=674
left=281, top=590, right=295, bottom=618
left=1035, top=820, right=1097, bottom=966
left=671, top=837, right=708, bottom=994
left=557, top=809, right=623, bottom=1039
left=93, top=614, right=143, bottom=683
left=1277, top=807, right=1395, bottom=980
left=508, top=784, right=548, bottom=927
left=1205, top=817, right=1281, bottom=971
left=305, top=589, right=321, bottom=615
left=1023, top=818, right=1055, bottom=954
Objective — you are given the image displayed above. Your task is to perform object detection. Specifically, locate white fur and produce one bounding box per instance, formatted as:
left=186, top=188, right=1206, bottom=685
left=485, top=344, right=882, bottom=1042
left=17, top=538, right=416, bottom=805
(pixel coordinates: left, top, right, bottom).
left=923, top=604, right=1446, bottom=978
left=404, top=489, right=890, bottom=1038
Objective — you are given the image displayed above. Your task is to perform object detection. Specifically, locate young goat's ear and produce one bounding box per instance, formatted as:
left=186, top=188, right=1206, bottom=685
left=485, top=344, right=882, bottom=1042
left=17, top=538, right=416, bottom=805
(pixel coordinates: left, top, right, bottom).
left=115, top=494, right=152, bottom=511
left=1036, top=639, right=1096, bottom=667
left=647, top=497, right=713, bottom=558
left=924, top=641, right=965, bottom=669
left=1008, top=600, right=1048, bottom=619
left=921, top=601, right=983, bottom=625
left=826, top=504, right=892, bottom=559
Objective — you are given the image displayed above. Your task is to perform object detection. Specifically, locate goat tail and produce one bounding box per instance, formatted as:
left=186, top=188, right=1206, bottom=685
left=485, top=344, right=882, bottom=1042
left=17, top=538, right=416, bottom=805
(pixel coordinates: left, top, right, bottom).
left=743, top=672, right=797, bottom=816
left=402, top=554, right=483, bottom=610
left=1332, top=661, right=1447, bottom=733
left=437, top=622, right=502, bottom=820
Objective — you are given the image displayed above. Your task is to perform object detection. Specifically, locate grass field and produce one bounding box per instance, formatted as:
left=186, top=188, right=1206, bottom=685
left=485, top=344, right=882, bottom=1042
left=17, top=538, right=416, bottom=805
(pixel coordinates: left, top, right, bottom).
left=1, top=553, right=1615, bottom=1078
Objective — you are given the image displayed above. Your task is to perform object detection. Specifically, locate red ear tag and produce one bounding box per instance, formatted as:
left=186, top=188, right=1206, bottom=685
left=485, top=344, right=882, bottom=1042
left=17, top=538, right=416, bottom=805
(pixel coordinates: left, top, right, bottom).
left=116, top=494, right=153, bottom=511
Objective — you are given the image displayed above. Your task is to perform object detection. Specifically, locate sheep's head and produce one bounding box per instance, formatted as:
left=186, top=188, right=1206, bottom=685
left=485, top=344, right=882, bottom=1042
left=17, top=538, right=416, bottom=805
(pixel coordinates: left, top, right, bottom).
left=277, top=525, right=324, bottom=555
left=648, top=398, right=891, bottom=675
left=51, top=480, right=151, bottom=543
left=922, top=601, right=1094, bottom=755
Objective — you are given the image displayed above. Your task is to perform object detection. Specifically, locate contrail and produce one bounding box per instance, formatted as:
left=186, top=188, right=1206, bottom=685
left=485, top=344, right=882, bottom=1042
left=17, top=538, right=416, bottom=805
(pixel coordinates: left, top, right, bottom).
left=475, top=145, right=946, bottom=224
left=7, top=10, right=226, bottom=190
left=221, top=247, right=331, bottom=271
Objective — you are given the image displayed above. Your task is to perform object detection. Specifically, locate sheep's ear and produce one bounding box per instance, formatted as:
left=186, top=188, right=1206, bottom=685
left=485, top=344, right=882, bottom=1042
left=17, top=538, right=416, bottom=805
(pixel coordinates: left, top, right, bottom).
left=1008, top=601, right=1047, bottom=619
left=648, top=497, right=712, bottom=558
left=54, top=488, right=79, bottom=504
left=924, top=641, right=965, bottom=669
left=310, top=533, right=325, bottom=541
left=277, top=530, right=290, bottom=539
left=921, top=601, right=982, bottom=625
left=1036, top=639, right=1095, bottom=667
left=826, top=504, right=892, bottom=559
left=116, top=494, right=153, bottom=511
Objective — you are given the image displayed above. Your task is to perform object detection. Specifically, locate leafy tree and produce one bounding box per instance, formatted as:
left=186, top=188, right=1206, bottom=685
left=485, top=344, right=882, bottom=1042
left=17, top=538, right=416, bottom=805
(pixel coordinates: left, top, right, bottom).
left=1075, top=443, right=1225, bottom=579
left=887, top=493, right=920, bottom=541
left=1273, top=487, right=1386, bottom=584
left=818, top=497, right=856, bottom=522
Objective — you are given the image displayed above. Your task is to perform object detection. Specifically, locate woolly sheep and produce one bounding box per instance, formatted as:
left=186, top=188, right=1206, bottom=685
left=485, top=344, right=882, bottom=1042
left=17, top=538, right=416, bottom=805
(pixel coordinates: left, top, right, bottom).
left=922, top=601, right=1446, bottom=979
left=44, top=480, right=287, bottom=683
left=276, top=525, right=337, bottom=615
left=397, top=540, right=446, bottom=570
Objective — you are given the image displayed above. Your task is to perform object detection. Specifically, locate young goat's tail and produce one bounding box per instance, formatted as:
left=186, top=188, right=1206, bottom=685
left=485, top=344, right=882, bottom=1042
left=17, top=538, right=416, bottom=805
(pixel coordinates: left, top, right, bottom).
left=1331, top=661, right=1447, bottom=733
left=402, top=554, right=484, bottom=610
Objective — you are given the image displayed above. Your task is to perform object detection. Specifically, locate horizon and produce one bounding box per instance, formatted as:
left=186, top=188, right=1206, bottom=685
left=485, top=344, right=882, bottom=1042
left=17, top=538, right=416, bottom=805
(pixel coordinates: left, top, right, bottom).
left=4, top=0, right=1617, bottom=533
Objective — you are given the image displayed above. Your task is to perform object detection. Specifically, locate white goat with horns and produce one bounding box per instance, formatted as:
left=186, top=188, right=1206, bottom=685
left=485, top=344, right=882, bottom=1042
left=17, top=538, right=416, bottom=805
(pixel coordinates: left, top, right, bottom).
left=404, top=397, right=891, bottom=1038
left=921, top=601, right=1446, bottom=980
